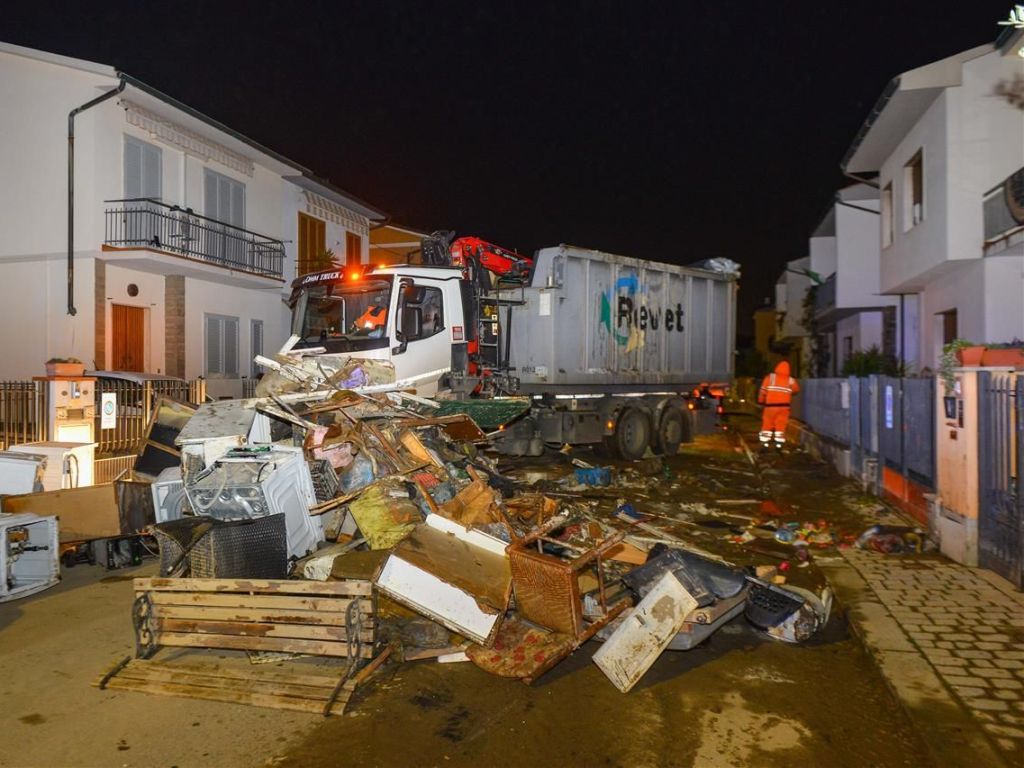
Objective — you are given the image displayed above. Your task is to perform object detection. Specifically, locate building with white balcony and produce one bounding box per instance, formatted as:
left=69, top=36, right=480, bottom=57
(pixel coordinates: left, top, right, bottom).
left=842, top=29, right=1024, bottom=369
left=0, top=42, right=384, bottom=397
left=809, top=184, right=901, bottom=375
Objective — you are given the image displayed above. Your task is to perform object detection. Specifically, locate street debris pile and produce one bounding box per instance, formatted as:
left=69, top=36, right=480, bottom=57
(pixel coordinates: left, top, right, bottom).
left=83, top=358, right=843, bottom=713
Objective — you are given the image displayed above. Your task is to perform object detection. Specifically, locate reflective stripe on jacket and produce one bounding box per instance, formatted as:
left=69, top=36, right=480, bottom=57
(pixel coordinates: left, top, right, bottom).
left=758, top=371, right=799, bottom=406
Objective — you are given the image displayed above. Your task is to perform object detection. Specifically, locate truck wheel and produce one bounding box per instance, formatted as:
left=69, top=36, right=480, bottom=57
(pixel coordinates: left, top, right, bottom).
left=655, top=409, right=685, bottom=456
left=610, top=408, right=651, bottom=460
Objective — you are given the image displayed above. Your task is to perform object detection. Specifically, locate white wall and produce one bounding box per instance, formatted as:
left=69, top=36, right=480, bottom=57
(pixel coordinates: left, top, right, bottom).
left=183, top=277, right=290, bottom=396
left=947, top=48, right=1024, bottom=262
left=877, top=92, right=950, bottom=293
left=102, top=264, right=166, bottom=373
left=808, top=236, right=837, bottom=280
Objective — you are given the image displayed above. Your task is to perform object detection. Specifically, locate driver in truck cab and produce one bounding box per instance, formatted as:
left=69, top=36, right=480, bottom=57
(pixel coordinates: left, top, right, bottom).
left=352, top=293, right=388, bottom=338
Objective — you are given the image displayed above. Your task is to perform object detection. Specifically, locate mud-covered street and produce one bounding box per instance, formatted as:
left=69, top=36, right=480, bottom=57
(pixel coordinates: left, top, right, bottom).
left=1, top=417, right=944, bottom=768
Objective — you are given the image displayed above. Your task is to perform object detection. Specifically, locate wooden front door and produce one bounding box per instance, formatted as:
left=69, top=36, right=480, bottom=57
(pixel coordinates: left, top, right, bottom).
left=111, top=304, right=146, bottom=372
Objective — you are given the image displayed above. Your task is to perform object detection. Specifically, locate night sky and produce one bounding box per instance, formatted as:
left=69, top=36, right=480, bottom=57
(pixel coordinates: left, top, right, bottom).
left=6, top=1, right=1016, bottom=335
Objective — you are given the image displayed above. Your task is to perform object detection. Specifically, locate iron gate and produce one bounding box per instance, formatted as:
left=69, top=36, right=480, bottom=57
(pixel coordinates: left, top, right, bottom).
left=977, top=372, right=1023, bottom=589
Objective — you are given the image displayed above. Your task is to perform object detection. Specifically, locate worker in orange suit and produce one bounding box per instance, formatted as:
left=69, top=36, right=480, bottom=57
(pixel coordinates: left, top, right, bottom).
left=758, top=360, right=799, bottom=449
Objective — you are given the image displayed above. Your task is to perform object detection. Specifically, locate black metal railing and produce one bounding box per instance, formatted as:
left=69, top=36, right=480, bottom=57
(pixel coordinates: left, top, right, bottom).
left=93, top=377, right=207, bottom=455
left=104, top=198, right=284, bottom=278
left=0, top=380, right=47, bottom=450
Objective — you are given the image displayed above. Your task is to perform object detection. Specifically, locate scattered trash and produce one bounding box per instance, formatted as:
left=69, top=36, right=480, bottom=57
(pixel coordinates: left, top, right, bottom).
left=574, top=467, right=612, bottom=486
left=856, top=525, right=926, bottom=553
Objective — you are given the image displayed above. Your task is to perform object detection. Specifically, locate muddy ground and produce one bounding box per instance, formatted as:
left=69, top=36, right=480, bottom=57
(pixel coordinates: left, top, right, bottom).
left=0, top=415, right=934, bottom=767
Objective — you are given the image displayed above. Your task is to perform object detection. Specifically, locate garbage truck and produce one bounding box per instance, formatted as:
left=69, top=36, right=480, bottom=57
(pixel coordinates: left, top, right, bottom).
left=287, top=236, right=737, bottom=458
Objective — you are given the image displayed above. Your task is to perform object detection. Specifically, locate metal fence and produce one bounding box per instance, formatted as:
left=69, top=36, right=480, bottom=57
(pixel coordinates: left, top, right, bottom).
left=801, top=376, right=935, bottom=489
left=104, top=198, right=285, bottom=279
left=93, top=378, right=207, bottom=455
left=0, top=380, right=48, bottom=450
left=977, top=372, right=1023, bottom=588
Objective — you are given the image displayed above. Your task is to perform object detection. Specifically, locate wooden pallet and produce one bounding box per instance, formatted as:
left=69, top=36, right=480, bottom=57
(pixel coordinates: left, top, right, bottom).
left=96, top=577, right=379, bottom=715
left=96, top=658, right=355, bottom=715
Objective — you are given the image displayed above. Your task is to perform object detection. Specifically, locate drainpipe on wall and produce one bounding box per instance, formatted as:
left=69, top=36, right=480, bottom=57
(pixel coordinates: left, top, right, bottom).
left=67, top=75, right=126, bottom=316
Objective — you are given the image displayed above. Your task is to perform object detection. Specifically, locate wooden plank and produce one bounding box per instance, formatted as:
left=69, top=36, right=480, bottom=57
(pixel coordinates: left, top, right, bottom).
left=2, top=484, right=121, bottom=542
left=151, top=604, right=371, bottom=626
left=155, top=632, right=376, bottom=658
left=103, top=675, right=351, bottom=715
left=126, top=659, right=344, bottom=689
left=154, top=618, right=376, bottom=643
left=148, top=592, right=370, bottom=613
left=114, top=661, right=337, bottom=700
left=135, top=577, right=372, bottom=596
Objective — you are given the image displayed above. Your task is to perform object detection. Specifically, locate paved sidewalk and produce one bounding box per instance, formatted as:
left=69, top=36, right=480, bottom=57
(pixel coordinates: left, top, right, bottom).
left=839, top=549, right=1024, bottom=764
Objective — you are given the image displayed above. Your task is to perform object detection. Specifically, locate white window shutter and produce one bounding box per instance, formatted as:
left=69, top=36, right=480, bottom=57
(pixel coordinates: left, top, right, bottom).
left=205, top=315, right=222, bottom=375
left=250, top=320, right=263, bottom=378
left=230, top=182, right=245, bottom=228
left=124, top=138, right=142, bottom=199
left=224, top=317, right=239, bottom=376
left=142, top=143, right=162, bottom=200
left=204, top=171, right=219, bottom=220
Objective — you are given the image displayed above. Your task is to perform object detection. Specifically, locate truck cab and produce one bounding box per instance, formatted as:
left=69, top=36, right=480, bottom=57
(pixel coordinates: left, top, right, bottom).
left=289, top=265, right=469, bottom=396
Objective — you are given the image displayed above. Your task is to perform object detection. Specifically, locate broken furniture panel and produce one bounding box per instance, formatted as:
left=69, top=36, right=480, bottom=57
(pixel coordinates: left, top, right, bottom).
left=374, top=514, right=511, bottom=646
left=2, top=483, right=122, bottom=542
left=592, top=571, right=699, bottom=693
left=134, top=398, right=194, bottom=479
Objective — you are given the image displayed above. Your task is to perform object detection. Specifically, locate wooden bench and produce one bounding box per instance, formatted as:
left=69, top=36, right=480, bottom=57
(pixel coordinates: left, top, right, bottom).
left=96, top=577, right=378, bottom=715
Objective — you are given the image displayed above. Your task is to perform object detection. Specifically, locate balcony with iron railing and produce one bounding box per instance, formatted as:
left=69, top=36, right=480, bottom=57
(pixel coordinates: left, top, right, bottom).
left=983, top=167, right=1024, bottom=255
left=104, top=198, right=285, bottom=279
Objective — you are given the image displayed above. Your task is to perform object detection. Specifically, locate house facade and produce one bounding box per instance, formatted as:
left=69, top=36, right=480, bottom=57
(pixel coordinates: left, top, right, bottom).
left=842, top=32, right=1024, bottom=370
left=772, top=256, right=812, bottom=377
left=810, top=184, right=901, bottom=375
left=0, top=42, right=384, bottom=397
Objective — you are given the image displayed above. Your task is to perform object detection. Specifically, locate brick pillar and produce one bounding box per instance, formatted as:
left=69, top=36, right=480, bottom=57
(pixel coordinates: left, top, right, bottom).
left=94, top=259, right=106, bottom=370
left=165, top=276, right=186, bottom=377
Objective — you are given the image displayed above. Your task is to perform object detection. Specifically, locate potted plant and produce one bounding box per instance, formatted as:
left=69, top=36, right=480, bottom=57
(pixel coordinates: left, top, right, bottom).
left=45, top=357, right=85, bottom=377
left=980, top=340, right=1024, bottom=368
left=937, top=339, right=974, bottom=399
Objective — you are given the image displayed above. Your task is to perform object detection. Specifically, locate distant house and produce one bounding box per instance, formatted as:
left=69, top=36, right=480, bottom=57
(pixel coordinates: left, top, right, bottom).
left=772, top=256, right=813, bottom=376
left=369, top=223, right=430, bottom=266
left=0, top=41, right=385, bottom=397
left=808, top=184, right=900, bottom=375
left=841, top=30, right=1024, bottom=370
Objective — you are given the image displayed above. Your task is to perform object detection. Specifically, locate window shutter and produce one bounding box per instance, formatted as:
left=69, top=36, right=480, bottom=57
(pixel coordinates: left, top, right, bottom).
left=231, top=182, right=245, bottom=228
left=205, top=315, right=222, bottom=375
left=124, top=139, right=142, bottom=199
left=142, top=143, right=162, bottom=200
left=204, top=171, right=219, bottom=220
left=224, top=317, right=239, bottom=376
left=250, top=320, right=264, bottom=378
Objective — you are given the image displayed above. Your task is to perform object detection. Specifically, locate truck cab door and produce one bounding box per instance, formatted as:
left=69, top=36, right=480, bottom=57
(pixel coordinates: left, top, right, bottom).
left=391, top=278, right=452, bottom=395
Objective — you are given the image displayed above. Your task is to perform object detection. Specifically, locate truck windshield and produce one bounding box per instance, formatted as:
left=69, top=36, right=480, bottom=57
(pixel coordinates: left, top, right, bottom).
left=292, top=277, right=394, bottom=346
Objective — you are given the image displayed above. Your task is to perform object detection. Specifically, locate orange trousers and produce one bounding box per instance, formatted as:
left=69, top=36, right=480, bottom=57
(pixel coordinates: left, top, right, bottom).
left=759, top=406, right=790, bottom=445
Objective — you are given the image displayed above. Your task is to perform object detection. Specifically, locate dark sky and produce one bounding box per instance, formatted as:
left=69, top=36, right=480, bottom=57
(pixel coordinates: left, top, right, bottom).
left=6, top=1, right=1015, bottom=335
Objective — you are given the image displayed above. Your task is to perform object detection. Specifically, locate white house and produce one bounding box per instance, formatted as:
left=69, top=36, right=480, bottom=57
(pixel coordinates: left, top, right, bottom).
left=842, top=30, right=1024, bottom=369
left=0, top=42, right=385, bottom=397
left=809, top=184, right=901, bottom=375
left=772, top=256, right=813, bottom=374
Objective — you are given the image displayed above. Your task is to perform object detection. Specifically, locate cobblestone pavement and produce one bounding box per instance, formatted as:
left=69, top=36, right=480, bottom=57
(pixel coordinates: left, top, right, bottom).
left=841, top=549, right=1024, bottom=760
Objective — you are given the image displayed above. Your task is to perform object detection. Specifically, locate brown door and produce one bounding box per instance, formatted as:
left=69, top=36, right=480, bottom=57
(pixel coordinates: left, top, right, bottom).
left=111, top=304, right=146, bottom=372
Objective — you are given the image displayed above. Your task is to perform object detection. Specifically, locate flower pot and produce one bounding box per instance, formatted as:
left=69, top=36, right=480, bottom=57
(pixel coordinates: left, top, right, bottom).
left=980, top=348, right=1024, bottom=368
left=45, top=362, right=85, bottom=378
left=955, top=346, right=985, bottom=366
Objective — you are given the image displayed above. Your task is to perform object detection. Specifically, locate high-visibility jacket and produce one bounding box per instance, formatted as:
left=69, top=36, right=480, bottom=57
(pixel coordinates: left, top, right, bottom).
left=355, top=305, right=387, bottom=330
left=758, top=361, right=799, bottom=407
